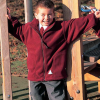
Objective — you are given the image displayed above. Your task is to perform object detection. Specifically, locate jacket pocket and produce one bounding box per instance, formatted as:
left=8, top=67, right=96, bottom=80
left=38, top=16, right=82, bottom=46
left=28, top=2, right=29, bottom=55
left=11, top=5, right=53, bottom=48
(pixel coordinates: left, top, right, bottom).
left=52, top=52, right=67, bottom=77
left=27, top=54, right=36, bottom=71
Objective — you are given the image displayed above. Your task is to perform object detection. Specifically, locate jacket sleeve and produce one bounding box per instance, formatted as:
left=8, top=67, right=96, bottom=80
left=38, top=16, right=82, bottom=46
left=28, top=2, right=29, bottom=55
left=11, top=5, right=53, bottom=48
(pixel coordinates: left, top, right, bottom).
left=8, top=17, right=25, bottom=43
left=63, top=13, right=98, bottom=43
left=93, top=20, right=100, bottom=38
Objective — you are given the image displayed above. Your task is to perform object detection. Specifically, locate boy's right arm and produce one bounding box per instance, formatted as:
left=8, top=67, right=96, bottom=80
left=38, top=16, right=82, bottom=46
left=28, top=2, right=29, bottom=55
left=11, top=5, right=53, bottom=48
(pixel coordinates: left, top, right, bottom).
left=6, top=7, right=11, bottom=19
left=8, top=17, right=24, bottom=42
left=6, top=8, right=25, bottom=43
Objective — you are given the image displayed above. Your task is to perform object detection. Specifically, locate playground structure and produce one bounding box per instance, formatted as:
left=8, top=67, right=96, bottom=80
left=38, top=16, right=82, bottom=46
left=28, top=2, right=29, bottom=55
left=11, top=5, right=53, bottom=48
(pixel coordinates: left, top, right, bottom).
left=0, top=0, right=100, bottom=100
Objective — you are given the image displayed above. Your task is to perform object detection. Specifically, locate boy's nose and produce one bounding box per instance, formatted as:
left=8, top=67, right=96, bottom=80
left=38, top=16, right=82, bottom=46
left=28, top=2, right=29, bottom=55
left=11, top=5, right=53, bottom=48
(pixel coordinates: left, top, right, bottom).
left=45, top=15, right=49, bottom=19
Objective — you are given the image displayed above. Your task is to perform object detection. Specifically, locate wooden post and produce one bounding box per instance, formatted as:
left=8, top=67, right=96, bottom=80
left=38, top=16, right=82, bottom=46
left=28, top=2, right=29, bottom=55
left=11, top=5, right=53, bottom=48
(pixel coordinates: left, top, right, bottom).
left=95, top=0, right=100, bottom=9
left=62, top=0, right=85, bottom=100
left=24, top=0, right=33, bottom=23
left=95, top=0, right=100, bottom=94
left=0, top=0, right=12, bottom=100
left=24, top=0, right=33, bottom=100
left=98, top=82, right=100, bottom=93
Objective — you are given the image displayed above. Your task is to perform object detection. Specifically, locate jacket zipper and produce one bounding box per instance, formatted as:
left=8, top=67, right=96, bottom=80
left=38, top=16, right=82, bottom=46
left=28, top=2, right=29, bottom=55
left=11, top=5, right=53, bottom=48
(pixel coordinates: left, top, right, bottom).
left=41, top=40, right=45, bottom=81
left=29, top=25, right=46, bottom=81
left=29, top=24, right=54, bottom=81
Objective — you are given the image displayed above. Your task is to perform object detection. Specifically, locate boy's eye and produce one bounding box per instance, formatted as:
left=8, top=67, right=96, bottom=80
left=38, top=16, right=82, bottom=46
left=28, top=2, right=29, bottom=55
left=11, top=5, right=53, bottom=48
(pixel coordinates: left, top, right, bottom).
left=48, top=14, right=51, bottom=16
left=41, top=14, right=45, bottom=16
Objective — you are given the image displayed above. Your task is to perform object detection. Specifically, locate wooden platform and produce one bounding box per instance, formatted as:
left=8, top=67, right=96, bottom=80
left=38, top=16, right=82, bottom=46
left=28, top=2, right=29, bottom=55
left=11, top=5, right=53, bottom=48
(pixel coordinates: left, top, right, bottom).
left=83, top=36, right=100, bottom=62
left=83, top=37, right=100, bottom=94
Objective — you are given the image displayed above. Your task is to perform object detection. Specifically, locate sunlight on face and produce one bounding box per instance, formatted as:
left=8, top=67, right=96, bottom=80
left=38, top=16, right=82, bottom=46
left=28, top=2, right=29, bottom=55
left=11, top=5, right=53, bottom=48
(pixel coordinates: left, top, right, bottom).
left=35, top=7, right=54, bottom=26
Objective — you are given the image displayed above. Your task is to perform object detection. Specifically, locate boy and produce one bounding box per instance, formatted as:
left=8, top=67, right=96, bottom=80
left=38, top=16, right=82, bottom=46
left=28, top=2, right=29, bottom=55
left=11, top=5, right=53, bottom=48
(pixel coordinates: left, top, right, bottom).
left=7, top=0, right=100, bottom=100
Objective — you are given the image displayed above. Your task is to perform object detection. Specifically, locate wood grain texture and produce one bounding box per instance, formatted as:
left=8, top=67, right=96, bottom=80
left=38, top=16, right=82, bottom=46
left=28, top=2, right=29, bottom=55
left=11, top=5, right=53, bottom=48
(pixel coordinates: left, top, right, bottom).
left=95, top=0, right=100, bottom=9
left=24, top=0, right=33, bottom=99
left=24, top=0, right=33, bottom=23
left=62, top=0, right=85, bottom=100
left=0, top=0, right=12, bottom=100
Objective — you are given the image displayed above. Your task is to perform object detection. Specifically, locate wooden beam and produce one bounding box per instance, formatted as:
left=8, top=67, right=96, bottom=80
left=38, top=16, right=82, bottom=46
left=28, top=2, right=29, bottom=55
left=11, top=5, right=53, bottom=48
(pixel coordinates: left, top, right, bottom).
left=62, top=0, right=80, bottom=21
left=84, top=73, right=100, bottom=81
left=84, top=63, right=97, bottom=74
left=95, top=0, right=100, bottom=9
left=94, top=0, right=100, bottom=94
left=85, top=73, right=100, bottom=93
left=0, top=0, right=12, bottom=100
left=84, top=59, right=100, bottom=74
left=62, top=0, right=85, bottom=100
left=24, top=0, right=33, bottom=100
left=24, top=0, right=33, bottom=23
left=98, top=82, right=100, bottom=93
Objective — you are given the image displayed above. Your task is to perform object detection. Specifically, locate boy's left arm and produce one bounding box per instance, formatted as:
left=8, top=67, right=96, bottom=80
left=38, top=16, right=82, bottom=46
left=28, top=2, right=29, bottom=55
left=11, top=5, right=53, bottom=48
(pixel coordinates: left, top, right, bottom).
left=91, top=10, right=100, bottom=37
left=94, top=10, right=100, bottom=18
left=93, top=20, right=100, bottom=37
left=65, top=13, right=98, bottom=43
left=63, top=10, right=100, bottom=43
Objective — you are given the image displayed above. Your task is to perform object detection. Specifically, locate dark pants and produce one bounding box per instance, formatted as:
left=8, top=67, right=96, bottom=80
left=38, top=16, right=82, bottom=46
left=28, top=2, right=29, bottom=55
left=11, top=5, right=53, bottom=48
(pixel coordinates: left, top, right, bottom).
left=30, top=80, right=66, bottom=100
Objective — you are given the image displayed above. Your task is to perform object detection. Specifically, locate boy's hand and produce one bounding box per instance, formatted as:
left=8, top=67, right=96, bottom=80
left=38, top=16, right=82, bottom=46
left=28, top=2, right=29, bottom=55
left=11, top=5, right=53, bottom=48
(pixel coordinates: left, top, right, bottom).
left=94, top=10, right=100, bottom=18
left=6, top=7, right=11, bottom=19
left=89, top=6, right=96, bottom=14
left=89, top=6, right=100, bottom=18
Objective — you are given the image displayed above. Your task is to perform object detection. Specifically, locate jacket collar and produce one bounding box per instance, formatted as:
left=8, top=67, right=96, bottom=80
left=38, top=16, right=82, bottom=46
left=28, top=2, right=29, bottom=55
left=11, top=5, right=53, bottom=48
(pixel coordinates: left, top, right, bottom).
left=29, top=18, right=40, bottom=33
left=29, top=18, right=56, bottom=33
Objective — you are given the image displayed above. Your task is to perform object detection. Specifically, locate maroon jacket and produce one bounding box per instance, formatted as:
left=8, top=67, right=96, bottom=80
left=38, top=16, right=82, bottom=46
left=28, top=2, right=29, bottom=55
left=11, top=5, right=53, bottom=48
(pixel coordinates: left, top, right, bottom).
left=93, top=19, right=100, bottom=37
left=8, top=13, right=98, bottom=81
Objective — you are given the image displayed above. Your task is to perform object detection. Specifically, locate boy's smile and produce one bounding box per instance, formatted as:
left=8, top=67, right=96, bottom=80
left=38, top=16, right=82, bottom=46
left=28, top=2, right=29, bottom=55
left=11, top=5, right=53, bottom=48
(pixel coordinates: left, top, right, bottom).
left=35, top=7, right=54, bottom=26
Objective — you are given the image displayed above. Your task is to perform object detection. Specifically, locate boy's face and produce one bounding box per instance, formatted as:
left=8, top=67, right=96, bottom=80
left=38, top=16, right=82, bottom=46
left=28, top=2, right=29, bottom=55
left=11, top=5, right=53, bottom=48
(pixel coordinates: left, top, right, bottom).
left=35, top=7, right=54, bottom=26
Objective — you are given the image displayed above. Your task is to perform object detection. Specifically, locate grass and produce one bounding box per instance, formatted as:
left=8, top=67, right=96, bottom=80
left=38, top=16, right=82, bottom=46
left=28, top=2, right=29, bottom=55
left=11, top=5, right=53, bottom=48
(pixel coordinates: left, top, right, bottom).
left=11, top=60, right=28, bottom=75
left=0, top=77, right=100, bottom=100
left=0, top=76, right=29, bottom=100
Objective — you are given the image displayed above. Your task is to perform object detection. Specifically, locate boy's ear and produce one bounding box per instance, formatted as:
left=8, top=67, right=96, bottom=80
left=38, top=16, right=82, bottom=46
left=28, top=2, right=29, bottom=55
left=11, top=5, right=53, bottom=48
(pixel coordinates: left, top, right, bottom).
left=34, top=13, right=38, bottom=19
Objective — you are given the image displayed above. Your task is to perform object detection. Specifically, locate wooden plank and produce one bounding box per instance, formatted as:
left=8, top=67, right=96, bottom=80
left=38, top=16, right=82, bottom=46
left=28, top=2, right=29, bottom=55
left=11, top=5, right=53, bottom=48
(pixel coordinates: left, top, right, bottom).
left=84, top=73, right=100, bottom=81
left=84, top=63, right=97, bottom=74
left=24, top=0, right=33, bottom=100
left=94, top=0, right=100, bottom=94
left=84, top=59, right=100, bottom=74
left=84, top=65, right=100, bottom=81
left=84, top=63, right=100, bottom=93
left=97, top=59, right=100, bottom=64
left=24, top=0, right=33, bottom=23
left=95, top=0, right=100, bottom=9
left=62, top=0, right=85, bottom=100
left=85, top=73, right=100, bottom=93
left=0, top=0, right=12, bottom=100
left=98, top=82, right=100, bottom=93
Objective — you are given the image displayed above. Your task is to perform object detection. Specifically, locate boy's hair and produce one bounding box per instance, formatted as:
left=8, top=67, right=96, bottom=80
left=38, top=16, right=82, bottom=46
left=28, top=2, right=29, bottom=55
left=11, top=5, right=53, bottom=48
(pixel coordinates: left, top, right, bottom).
left=35, top=0, right=54, bottom=13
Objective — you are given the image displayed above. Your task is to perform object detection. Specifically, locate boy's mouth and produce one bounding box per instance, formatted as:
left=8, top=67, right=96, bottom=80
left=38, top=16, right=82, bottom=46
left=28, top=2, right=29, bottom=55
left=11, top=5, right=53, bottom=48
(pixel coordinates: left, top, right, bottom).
left=43, top=21, right=50, bottom=25
left=43, top=20, right=49, bottom=23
